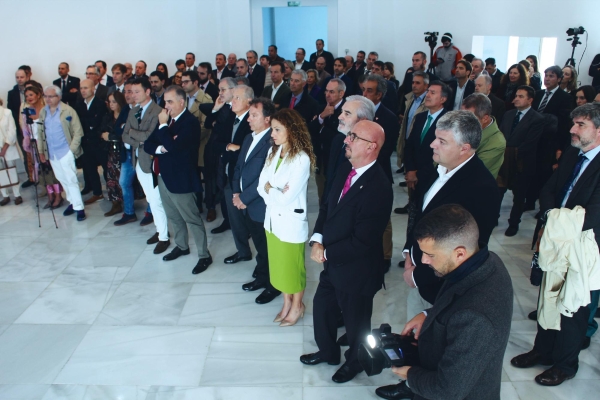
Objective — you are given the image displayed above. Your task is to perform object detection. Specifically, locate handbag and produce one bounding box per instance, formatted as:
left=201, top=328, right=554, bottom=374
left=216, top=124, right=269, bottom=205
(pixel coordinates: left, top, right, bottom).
left=0, top=156, right=19, bottom=189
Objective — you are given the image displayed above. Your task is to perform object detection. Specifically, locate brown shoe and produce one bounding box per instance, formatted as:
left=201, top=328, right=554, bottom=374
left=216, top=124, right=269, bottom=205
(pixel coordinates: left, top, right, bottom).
left=206, top=208, right=217, bottom=222
left=104, top=201, right=123, bottom=217
left=153, top=240, right=170, bottom=254
left=147, top=232, right=160, bottom=245
left=14, top=196, right=23, bottom=205
left=510, top=350, right=552, bottom=368
left=84, top=194, right=104, bottom=205
left=0, top=198, right=9, bottom=206
left=535, top=366, right=575, bottom=386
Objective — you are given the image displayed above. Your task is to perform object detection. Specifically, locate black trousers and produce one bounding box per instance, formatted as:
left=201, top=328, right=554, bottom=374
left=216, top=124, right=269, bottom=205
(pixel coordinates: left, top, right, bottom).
left=533, top=305, right=590, bottom=376
left=243, top=211, right=277, bottom=292
left=313, top=269, right=373, bottom=370
left=499, top=172, right=532, bottom=227
left=82, top=142, right=108, bottom=196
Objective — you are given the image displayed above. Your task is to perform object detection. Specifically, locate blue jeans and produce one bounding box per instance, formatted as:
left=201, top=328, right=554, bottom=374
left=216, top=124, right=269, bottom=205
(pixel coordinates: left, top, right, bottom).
left=119, top=151, right=136, bottom=215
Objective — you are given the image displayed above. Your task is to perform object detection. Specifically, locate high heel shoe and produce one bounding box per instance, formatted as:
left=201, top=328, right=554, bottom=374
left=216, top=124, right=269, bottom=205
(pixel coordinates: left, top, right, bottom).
left=280, top=303, right=305, bottom=327
left=51, top=198, right=64, bottom=210
left=274, top=309, right=289, bottom=323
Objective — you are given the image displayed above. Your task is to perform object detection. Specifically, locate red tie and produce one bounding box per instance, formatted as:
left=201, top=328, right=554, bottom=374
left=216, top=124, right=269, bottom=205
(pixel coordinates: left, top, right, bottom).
left=290, top=96, right=297, bottom=109
left=340, top=169, right=357, bottom=199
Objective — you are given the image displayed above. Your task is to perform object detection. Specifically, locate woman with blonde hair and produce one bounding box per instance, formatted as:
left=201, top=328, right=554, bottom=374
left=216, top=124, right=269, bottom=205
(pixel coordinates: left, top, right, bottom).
left=258, top=108, right=316, bottom=326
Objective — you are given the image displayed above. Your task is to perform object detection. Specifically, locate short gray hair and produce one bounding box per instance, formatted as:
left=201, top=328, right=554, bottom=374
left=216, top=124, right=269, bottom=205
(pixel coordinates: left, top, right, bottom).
left=234, top=84, right=255, bottom=100
left=364, top=74, right=387, bottom=97
left=472, top=58, right=484, bottom=68
left=235, top=76, right=251, bottom=86
left=571, top=103, right=600, bottom=129
left=413, top=70, right=429, bottom=85
left=165, top=85, right=186, bottom=101
left=44, top=85, right=62, bottom=97
left=436, top=110, right=482, bottom=150
left=345, top=95, right=375, bottom=121
left=462, top=93, right=492, bottom=119
left=86, top=65, right=100, bottom=75
left=219, top=77, right=236, bottom=89
left=476, top=74, right=493, bottom=87
left=328, top=78, right=346, bottom=93
left=291, top=69, right=307, bottom=82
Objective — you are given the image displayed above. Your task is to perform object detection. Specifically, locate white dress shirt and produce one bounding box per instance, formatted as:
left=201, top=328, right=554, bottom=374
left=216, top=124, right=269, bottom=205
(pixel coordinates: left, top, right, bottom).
left=241, top=127, right=270, bottom=190
left=270, top=81, right=284, bottom=101
left=156, top=108, right=186, bottom=154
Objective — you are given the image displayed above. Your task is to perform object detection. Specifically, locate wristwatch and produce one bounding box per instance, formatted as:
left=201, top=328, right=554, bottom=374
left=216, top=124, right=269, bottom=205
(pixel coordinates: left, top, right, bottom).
left=309, top=240, right=316, bottom=247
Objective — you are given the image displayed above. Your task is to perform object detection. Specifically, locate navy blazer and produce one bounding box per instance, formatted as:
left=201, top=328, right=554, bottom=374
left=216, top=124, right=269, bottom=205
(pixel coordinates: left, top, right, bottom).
left=532, top=88, right=573, bottom=151
left=446, top=79, right=475, bottom=110
left=248, top=65, right=266, bottom=98
left=232, top=129, right=272, bottom=223
left=53, top=75, right=81, bottom=107
left=143, top=109, right=202, bottom=194
left=404, top=109, right=448, bottom=183
left=375, top=103, right=400, bottom=183
left=216, top=112, right=253, bottom=181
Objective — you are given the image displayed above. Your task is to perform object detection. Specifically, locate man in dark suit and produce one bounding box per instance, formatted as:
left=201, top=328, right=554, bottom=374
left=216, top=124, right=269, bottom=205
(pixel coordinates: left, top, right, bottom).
left=143, top=86, right=212, bottom=274
left=402, top=110, right=500, bottom=316
left=236, top=58, right=262, bottom=100
left=301, top=120, right=393, bottom=383
left=53, top=62, right=80, bottom=107
left=322, top=57, right=354, bottom=97
left=214, top=53, right=236, bottom=83
left=95, top=60, right=114, bottom=87
left=398, top=51, right=440, bottom=100
left=511, top=103, right=600, bottom=386
left=485, top=58, right=504, bottom=94
left=447, top=60, right=475, bottom=110
left=498, top=86, right=545, bottom=236
left=197, top=62, right=219, bottom=102
left=282, top=69, right=319, bottom=127
left=84, top=65, right=108, bottom=102
left=149, top=71, right=166, bottom=108
left=346, top=50, right=366, bottom=83
left=107, top=63, right=127, bottom=96
left=267, top=45, right=285, bottom=64
left=309, top=39, right=335, bottom=75
left=75, top=79, right=108, bottom=204
left=378, top=204, right=512, bottom=400
left=371, top=61, right=399, bottom=113
left=294, top=48, right=312, bottom=71
left=261, top=61, right=291, bottom=109
left=134, top=61, right=148, bottom=80
left=475, top=74, right=506, bottom=124
left=232, top=98, right=280, bottom=304
left=246, top=51, right=266, bottom=96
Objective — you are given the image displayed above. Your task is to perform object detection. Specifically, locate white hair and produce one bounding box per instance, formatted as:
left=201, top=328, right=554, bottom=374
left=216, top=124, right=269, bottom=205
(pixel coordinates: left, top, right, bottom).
left=44, top=85, right=62, bottom=97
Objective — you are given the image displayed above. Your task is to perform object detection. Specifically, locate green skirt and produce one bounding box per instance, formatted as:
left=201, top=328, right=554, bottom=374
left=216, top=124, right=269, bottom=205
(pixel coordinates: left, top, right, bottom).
left=265, top=230, right=306, bottom=294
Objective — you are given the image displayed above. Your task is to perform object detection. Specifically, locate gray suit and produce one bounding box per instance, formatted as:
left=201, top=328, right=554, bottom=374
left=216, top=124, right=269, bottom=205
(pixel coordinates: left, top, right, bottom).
left=122, top=101, right=162, bottom=173
left=407, top=251, right=513, bottom=400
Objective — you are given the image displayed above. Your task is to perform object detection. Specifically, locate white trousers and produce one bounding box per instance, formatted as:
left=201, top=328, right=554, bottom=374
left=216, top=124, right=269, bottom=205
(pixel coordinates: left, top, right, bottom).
left=406, top=287, right=433, bottom=323
left=0, top=159, right=21, bottom=197
left=136, top=162, right=168, bottom=241
left=49, top=151, right=83, bottom=211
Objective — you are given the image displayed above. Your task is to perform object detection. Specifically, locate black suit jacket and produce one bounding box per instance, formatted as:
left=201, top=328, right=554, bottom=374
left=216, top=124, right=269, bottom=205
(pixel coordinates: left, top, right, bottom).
left=490, top=70, right=504, bottom=94
left=404, top=109, right=448, bottom=183
left=151, top=92, right=165, bottom=108
left=446, top=80, right=475, bottom=110
left=103, top=75, right=114, bottom=87
left=75, top=97, right=108, bottom=145
left=261, top=83, right=292, bottom=108
left=314, top=161, right=393, bottom=296
left=213, top=68, right=236, bottom=85
left=202, top=82, right=219, bottom=102
left=488, top=93, right=506, bottom=125
left=53, top=76, right=81, bottom=107
left=248, top=64, right=266, bottom=97
left=532, top=88, right=573, bottom=151
left=374, top=104, right=400, bottom=183
left=298, top=61, right=312, bottom=71
left=308, top=100, right=345, bottom=173
left=499, top=108, right=545, bottom=172
left=283, top=92, right=319, bottom=127
left=323, top=74, right=354, bottom=98
left=540, top=147, right=600, bottom=248
left=381, top=80, right=399, bottom=114
left=405, top=155, right=500, bottom=303
left=143, top=109, right=201, bottom=194
left=216, top=112, right=252, bottom=180
left=7, top=85, right=23, bottom=136
left=347, top=61, right=366, bottom=83
left=310, top=50, right=335, bottom=75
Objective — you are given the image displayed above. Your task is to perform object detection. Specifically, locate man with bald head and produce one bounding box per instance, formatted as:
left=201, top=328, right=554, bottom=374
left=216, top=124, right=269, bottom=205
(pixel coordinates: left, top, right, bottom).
left=84, top=65, right=108, bottom=101
left=301, top=119, right=393, bottom=384
left=124, top=63, right=133, bottom=80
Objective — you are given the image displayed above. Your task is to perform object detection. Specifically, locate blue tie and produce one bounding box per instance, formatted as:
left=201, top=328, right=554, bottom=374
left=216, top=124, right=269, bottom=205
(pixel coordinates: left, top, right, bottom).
left=559, top=154, right=587, bottom=204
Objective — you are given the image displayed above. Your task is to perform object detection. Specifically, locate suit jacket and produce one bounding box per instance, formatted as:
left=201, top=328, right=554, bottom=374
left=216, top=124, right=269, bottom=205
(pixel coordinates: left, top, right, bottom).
left=313, top=161, right=393, bottom=296
left=407, top=251, right=513, bottom=400
left=381, top=80, right=399, bottom=114
left=261, top=82, right=292, bottom=108
left=294, top=61, right=312, bottom=72
left=74, top=97, right=108, bottom=145
left=317, top=70, right=332, bottom=88
left=347, top=61, right=366, bottom=83
left=488, top=93, right=506, bottom=125
left=447, top=79, right=475, bottom=110
left=323, top=74, right=354, bottom=98
left=540, top=147, right=600, bottom=248
left=308, top=99, right=345, bottom=173
left=309, top=50, right=335, bottom=75
left=122, top=101, right=162, bottom=173
left=151, top=92, right=165, bottom=108
left=36, top=102, right=84, bottom=159
left=187, top=90, right=214, bottom=167
left=490, top=70, right=504, bottom=94
left=323, top=133, right=347, bottom=201
left=213, top=67, right=235, bottom=85
left=374, top=103, right=400, bottom=183
left=404, top=109, right=448, bottom=183
left=203, top=81, right=219, bottom=102
left=499, top=108, right=545, bottom=173
left=107, top=85, right=125, bottom=97
left=143, top=109, right=201, bottom=194
left=53, top=75, right=81, bottom=107
left=248, top=64, right=266, bottom=98
left=102, top=75, right=114, bottom=87
left=232, top=129, right=272, bottom=223
left=216, top=111, right=252, bottom=180
left=532, top=88, right=573, bottom=151
left=282, top=92, right=319, bottom=127
left=405, top=155, right=500, bottom=303
left=6, top=85, right=23, bottom=136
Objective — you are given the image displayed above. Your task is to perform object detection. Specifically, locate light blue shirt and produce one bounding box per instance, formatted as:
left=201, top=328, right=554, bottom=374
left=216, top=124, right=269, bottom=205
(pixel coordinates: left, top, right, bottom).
left=407, top=92, right=426, bottom=137
left=44, top=104, right=70, bottom=160
left=290, top=91, right=303, bottom=108
left=562, top=145, right=600, bottom=206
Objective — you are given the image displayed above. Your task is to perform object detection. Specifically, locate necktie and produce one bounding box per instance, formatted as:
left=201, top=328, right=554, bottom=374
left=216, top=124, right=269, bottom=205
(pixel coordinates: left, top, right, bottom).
left=340, top=168, right=357, bottom=199
left=134, top=108, right=142, bottom=124
left=420, top=115, right=433, bottom=144
left=559, top=154, right=587, bottom=204
left=249, top=66, right=253, bottom=75
left=116, top=87, right=120, bottom=93
left=511, top=111, right=522, bottom=134
left=234, top=117, right=240, bottom=125
left=290, top=96, right=297, bottom=109
left=62, top=79, right=66, bottom=91
left=537, top=90, right=551, bottom=113
left=200, top=85, right=205, bottom=92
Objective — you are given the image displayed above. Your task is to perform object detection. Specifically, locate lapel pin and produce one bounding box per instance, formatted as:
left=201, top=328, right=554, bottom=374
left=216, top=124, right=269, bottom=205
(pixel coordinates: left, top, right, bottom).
left=360, top=185, right=363, bottom=189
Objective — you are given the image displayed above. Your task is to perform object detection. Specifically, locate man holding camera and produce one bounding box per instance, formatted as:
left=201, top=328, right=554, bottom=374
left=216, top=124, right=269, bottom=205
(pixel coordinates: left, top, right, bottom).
left=376, top=204, right=513, bottom=400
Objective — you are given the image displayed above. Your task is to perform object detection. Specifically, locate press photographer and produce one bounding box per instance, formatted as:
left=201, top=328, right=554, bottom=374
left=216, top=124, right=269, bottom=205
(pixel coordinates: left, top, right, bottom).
left=376, top=204, right=513, bottom=400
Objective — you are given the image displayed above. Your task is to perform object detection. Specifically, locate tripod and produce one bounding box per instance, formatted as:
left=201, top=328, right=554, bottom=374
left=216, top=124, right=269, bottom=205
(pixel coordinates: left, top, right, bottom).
left=426, top=40, right=437, bottom=76
left=565, top=34, right=582, bottom=68
left=28, top=133, right=58, bottom=229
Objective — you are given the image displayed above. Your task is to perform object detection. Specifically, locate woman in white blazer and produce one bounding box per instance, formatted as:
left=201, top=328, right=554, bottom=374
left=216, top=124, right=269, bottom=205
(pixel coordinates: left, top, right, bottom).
left=258, top=108, right=316, bottom=326
left=0, top=100, right=23, bottom=206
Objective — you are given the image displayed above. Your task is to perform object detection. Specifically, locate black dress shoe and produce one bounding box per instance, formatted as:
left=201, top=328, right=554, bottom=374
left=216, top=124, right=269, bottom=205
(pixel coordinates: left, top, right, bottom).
left=21, top=180, right=34, bottom=188
left=299, top=352, right=340, bottom=366
left=211, top=222, right=231, bottom=234
left=535, top=366, right=575, bottom=386
left=398, top=260, right=405, bottom=268
left=505, top=225, right=519, bottom=237
left=336, top=333, right=348, bottom=346
left=336, top=314, right=345, bottom=328
left=147, top=232, right=160, bottom=245
left=510, top=350, right=552, bottom=368
left=256, top=288, right=281, bottom=304
left=581, top=336, right=591, bottom=350
left=162, top=247, right=191, bottom=261
left=528, top=310, right=537, bottom=321
left=399, top=181, right=407, bottom=187
left=375, top=381, right=414, bottom=400
left=192, top=254, right=213, bottom=274
left=242, top=279, right=266, bottom=292
left=394, top=205, right=408, bottom=215
left=252, top=266, right=258, bottom=278
left=332, top=362, right=362, bottom=383
left=224, top=252, right=252, bottom=264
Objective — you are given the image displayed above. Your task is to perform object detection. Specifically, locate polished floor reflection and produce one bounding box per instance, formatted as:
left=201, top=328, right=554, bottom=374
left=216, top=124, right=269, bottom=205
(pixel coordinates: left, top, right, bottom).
left=0, top=167, right=598, bottom=400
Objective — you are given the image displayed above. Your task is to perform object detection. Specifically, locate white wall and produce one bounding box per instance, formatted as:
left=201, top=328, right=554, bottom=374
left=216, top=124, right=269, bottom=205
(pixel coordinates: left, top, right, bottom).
left=1, top=0, right=598, bottom=101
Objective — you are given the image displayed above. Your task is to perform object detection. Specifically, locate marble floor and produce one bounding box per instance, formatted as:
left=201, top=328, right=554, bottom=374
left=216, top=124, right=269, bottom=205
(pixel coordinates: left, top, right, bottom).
left=0, top=165, right=598, bottom=400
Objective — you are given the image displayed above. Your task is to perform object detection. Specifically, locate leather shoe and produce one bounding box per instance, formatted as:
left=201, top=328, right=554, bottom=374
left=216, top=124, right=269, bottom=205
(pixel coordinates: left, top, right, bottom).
left=140, top=212, right=154, bottom=226
left=252, top=266, right=258, bottom=278
left=399, top=181, right=407, bottom=187
left=163, top=247, right=191, bottom=261
left=394, top=205, right=408, bottom=214
left=398, top=260, right=405, bottom=268
left=332, top=362, right=362, bottom=383
left=21, top=180, right=34, bottom=188
left=147, top=232, right=160, bottom=245
left=375, top=381, right=414, bottom=399
left=14, top=196, right=23, bottom=205
left=528, top=310, right=537, bottom=321
left=242, top=279, right=266, bottom=292
left=114, top=213, right=137, bottom=226
left=505, top=225, right=519, bottom=237
left=211, top=221, right=230, bottom=234
left=256, top=288, right=280, bottom=304
left=84, top=194, right=103, bottom=205
left=535, top=366, right=575, bottom=386
left=299, top=352, right=340, bottom=366
left=0, top=198, right=9, bottom=206
left=581, top=336, right=591, bottom=350
left=153, top=240, right=170, bottom=254
left=104, top=201, right=122, bottom=217
left=224, top=252, right=252, bottom=264
left=510, top=350, right=552, bottom=368
left=206, top=208, right=217, bottom=222
left=63, top=204, right=75, bottom=216
left=192, top=254, right=213, bottom=274
left=383, top=259, right=391, bottom=274
left=336, top=333, right=348, bottom=346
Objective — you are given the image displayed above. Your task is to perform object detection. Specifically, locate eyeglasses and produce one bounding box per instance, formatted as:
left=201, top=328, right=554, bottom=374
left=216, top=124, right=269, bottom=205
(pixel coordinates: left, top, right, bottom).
left=347, top=132, right=373, bottom=143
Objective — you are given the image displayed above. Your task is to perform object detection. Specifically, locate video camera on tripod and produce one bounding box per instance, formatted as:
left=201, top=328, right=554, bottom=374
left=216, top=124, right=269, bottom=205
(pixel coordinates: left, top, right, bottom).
left=21, top=106, right=36, bottom=125
left=565, top=26, right=585, bottom=68
left=424, top=32, right=439, bottom=75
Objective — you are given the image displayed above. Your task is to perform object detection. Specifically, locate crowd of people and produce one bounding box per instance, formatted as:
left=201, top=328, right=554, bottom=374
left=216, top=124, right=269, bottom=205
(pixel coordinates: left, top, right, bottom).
left=2, top=35, right=600, bottom=399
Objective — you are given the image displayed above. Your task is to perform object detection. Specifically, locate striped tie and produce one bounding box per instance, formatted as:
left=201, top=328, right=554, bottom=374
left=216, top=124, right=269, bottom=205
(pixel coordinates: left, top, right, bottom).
left=537, top=90, right=551, bottom=113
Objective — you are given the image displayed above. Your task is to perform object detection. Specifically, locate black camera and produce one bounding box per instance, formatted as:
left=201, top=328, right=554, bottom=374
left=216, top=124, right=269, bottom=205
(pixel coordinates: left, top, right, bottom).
left=357, top=323, right=420, bottom=376
left=566, top=26, right=585, bottom=36
left=424, top=32, right=439, bottom=48
left=21, top=107, right=36, bottom=125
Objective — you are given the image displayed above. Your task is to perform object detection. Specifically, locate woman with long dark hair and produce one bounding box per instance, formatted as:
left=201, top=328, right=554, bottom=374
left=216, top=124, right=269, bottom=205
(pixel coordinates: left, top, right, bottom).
left=496, top=63, right=529, bottom=110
